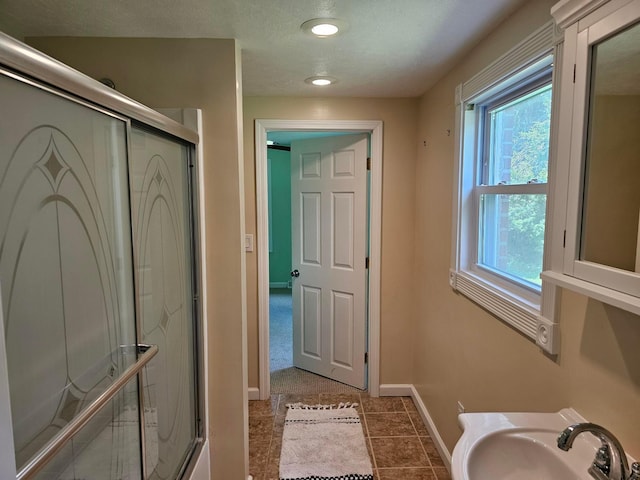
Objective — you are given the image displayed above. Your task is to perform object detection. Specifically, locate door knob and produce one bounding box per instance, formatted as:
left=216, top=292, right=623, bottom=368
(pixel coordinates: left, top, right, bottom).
left=290, top=269, right=300, bottom=278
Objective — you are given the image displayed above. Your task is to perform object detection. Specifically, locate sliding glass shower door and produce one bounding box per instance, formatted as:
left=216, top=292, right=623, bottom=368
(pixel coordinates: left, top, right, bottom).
left=129, top=126, right=199, bottom=480
left=0, top=58, right=200, bottom=479
left=0, top=70, right=141, bottom=478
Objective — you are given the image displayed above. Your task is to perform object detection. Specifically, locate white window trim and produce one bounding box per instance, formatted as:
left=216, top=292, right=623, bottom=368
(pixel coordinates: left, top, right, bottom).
left=450, top=21, right=563, bottom=354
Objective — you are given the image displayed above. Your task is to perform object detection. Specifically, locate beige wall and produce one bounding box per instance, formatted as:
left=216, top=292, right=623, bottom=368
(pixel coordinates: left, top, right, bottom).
left=27, top=37, right=249, bottom=478
left=243, top=97, right=419, bottom=388
left=414, top=0, right=640, bottom=458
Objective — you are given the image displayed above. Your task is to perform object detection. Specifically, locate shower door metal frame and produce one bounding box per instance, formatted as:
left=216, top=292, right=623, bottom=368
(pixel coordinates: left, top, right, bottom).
left=127, top=120, right=205, bottom=480
left=0, top=289, right=17, bottom=479
left=0, top=31, right=205, bottom=480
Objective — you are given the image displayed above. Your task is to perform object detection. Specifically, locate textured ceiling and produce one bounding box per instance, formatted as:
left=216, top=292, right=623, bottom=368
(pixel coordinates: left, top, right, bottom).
left=0, top=0, right=528, bottom=97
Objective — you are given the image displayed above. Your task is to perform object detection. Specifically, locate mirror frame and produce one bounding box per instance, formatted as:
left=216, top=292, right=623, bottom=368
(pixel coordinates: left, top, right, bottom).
left=565, top=6, right=640, bottom=295
left=543, top=0, right=640, bottom=316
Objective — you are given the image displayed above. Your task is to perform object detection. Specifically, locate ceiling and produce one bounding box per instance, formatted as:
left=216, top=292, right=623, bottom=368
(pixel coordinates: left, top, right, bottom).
left=0, top=0, right=527, bottom=97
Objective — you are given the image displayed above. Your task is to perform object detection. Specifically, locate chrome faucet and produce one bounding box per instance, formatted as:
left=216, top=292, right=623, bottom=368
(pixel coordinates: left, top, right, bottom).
left=557, top=422, right=639, bottom=480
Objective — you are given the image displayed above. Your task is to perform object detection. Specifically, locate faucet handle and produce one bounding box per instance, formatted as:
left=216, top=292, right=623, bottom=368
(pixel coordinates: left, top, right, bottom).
left=629, top=462, right=640, bottom=480
left=593, top=445, right=611, bottom=474
left=587, top=445, right=612, bottom=480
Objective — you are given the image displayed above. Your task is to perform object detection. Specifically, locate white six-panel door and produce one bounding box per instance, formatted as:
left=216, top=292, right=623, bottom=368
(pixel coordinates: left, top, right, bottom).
left=290, top=134, right=368, bottom=389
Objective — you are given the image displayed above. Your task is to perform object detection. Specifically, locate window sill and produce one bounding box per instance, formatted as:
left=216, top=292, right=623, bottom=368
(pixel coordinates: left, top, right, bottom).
left=449, top=269, right=540, bottom=339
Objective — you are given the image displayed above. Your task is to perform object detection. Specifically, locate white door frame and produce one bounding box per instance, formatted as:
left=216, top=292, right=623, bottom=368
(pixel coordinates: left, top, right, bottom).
left=255, top=119, right=382, bottom=400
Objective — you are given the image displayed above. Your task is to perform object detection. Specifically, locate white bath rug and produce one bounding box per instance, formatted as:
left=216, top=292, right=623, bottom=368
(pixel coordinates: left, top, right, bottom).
left=279, top=403, right=373, bottom=480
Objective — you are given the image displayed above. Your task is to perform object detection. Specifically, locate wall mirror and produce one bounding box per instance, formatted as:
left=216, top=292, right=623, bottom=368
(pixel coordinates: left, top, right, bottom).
left=544, top=0, right=640, bottom=316
left=581, top=20, right=640, bottom=274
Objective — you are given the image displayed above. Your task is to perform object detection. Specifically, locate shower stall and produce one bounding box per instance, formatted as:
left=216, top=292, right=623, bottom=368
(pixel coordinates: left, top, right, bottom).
left=0, top=33, right=204, bottom=479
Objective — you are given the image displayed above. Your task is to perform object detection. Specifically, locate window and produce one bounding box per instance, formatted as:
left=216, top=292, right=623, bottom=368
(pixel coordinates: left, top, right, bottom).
left=476, top=77, right=552, bottom=291
left=451, top=21, right=558, bottom=346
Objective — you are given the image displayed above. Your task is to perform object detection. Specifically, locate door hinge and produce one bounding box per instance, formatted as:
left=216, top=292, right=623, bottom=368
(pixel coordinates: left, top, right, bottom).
left=366, top=157, right=371, bottom=171
left=573, top=64, right=576, bottom=83
left=563, top=229, right=567, bottom=248
left=364, top=352, right=368, bottom=364
left=365, top=257, right=370, bottom=269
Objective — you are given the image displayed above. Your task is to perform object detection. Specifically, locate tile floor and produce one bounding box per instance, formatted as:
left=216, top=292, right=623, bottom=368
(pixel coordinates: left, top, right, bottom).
left=249, top=393, right=452, bottom=480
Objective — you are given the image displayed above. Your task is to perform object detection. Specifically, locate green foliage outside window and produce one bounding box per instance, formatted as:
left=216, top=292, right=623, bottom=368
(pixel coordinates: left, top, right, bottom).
left=482, top=84, right=552, bottom=287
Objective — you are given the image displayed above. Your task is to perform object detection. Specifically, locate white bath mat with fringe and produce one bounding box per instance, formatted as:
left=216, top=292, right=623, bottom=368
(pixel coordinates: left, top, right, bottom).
left=279, top=403, right=373, bottom=480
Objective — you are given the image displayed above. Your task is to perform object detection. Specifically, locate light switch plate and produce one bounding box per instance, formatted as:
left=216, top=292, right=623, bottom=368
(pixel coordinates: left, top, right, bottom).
left=245, top=234, right=254, bottom=252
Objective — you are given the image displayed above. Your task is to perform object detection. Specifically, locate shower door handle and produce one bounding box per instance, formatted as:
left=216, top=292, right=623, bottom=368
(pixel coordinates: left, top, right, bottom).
left=17, top=344, right=159, bottom=480
left=290, top=269, right=300, bottom=278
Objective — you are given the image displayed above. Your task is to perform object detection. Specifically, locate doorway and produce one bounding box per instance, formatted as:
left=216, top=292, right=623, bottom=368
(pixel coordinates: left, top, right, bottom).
left=255, top=119, right=383, bottom=400
left=265, top=143, right=294, bottom=383
left=267, top=133, right=367, bottom=394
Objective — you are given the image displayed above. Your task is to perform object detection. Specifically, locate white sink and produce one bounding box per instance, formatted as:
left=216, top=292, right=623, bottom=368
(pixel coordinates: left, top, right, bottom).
left=452, top=408, right=607, bottom=480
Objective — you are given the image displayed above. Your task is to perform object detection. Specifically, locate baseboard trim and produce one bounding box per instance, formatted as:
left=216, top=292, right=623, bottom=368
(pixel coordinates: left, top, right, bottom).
left=269, top=282, right=290, bottom=289
left=378, top=383, right=452, bottom=471
left=248, top=387, right=260, bottom=401
left=379, top=383, right=413, bottom=396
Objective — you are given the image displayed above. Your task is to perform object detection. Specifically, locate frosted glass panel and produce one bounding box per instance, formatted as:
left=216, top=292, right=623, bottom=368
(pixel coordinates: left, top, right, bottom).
left=33, top=377, right=142, bottom=480
left=129, top=126, right=197, bottom=480
left=0, top=73, right=137, bottom=470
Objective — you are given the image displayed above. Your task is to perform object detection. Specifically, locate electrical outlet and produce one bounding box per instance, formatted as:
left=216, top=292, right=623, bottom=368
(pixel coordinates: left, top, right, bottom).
left=457, top=401, right=465, bottom=415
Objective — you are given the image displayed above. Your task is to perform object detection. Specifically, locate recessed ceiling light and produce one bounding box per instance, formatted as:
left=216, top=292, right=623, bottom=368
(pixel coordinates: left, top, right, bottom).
left=311, top=23, right=339, bottom=36
left=305, top=76, right=337, bottom=86
left=301, top=18, right=348, bottom=38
